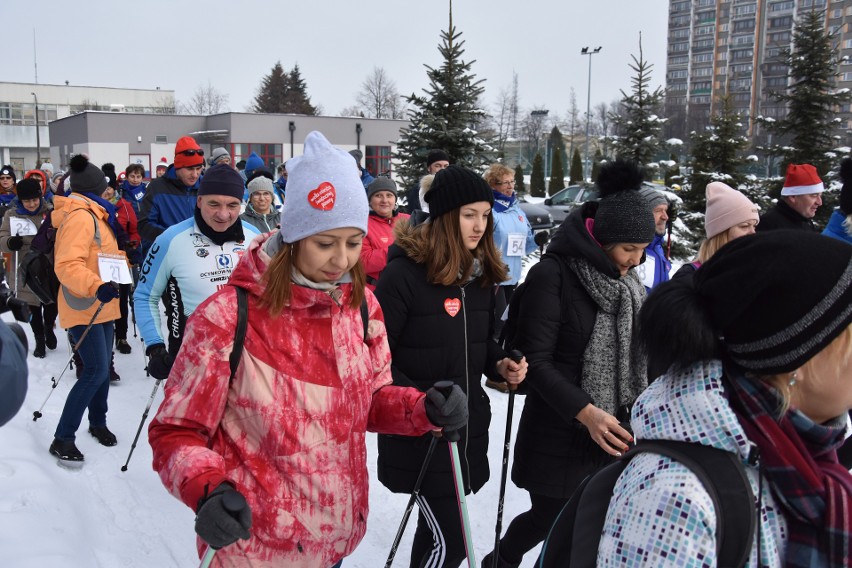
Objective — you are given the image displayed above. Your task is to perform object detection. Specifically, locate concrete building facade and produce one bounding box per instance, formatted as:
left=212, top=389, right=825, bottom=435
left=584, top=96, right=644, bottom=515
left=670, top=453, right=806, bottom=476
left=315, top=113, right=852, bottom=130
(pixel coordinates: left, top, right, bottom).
left=664, top=0, right=851, bottom=147
left=0, top=81, right=175, bottom=174
left=48, top=111, right=408, bottom=181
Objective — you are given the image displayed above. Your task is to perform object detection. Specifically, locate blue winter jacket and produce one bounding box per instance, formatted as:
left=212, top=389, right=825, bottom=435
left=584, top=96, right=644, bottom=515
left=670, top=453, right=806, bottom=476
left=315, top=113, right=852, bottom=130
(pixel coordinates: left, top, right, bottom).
left=639, top=233, right=671, bottom=292
left=120, top=180, right=147, bottom=217
left=822, top=208, right=852, bottom=244
left=137, top=166, right=200, bottom=244
left=493, top=202, right=538, bottom=286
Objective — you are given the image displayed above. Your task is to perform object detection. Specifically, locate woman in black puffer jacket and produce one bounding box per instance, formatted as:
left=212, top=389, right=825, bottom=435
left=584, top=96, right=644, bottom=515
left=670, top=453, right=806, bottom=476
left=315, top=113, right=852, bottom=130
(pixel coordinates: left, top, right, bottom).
left=484, top=159, right=655, bottom=568
left=375, top=165, right=528, bottom=568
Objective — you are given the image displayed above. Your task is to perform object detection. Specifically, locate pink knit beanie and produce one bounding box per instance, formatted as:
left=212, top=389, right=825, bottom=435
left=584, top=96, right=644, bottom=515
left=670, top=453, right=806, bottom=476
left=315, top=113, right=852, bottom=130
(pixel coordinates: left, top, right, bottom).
left=705, top=182, right=759, bottom=238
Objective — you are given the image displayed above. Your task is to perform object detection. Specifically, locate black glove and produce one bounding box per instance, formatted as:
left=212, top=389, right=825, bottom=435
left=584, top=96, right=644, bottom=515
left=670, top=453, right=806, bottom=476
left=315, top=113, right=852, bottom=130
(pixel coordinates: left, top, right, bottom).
left=195, top=483, right=252, bottom=550
left=6, top=236, right=24, bottom=250
left=424, top=384, right=469, bottom=431
left=146, top=344, right=173, bottom=380
left=534, top=231, right=549, bottom=247
left=96, top=282, right=120, bottom=303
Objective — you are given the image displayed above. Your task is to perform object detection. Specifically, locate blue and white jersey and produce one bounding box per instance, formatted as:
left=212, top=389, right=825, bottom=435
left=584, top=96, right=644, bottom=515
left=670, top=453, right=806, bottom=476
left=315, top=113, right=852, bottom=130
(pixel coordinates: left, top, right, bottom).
left=493, top=202, right=538, bottom=286
left=134, top=217, right=260, bottom=348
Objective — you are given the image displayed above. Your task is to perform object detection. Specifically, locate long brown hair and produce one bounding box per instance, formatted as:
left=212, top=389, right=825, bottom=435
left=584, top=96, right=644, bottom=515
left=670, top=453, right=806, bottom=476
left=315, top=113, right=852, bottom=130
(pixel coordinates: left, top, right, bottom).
left=259, top=240, right=366, bottom=316
left=394, top=209, right=508, bottom=287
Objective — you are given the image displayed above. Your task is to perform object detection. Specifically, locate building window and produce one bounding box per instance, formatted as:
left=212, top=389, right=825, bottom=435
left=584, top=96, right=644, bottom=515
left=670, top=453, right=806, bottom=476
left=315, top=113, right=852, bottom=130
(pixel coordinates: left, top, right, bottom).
left=770, top=1, right=794, bottom=11
left=670, top=69, right=689, bottom=79
left=365, top=145, right=391, bottom=177
left=733, top=19, right=755, bottom=32
left=769, top=31, right=792, bottom=43
left=732, top=4, right=757, bottom=16
left=0, top=102, right=57, bottom=125
left=671, top=14, right=690, bottom=26
left=843, top=72, right=852, bottom=82
left=230, top=143, right=284, bottom=170
left=694, top=53, right=714, bottom=63
left=696, top=25, right=715, bottom=36
left=672, top=28, right=691, bottom=39
left=734, top=34, right=755, bottom=45
left=671, top=1, right=690, bottom=13
left=691, top=95, right=711, bottom=104
left=770, top=16, right=793, bottom=28
left=669, top=55, right=689, bottom=65
left=671, top=42, right=689, bottom=53
left=693, top=66, right=714, bottom=77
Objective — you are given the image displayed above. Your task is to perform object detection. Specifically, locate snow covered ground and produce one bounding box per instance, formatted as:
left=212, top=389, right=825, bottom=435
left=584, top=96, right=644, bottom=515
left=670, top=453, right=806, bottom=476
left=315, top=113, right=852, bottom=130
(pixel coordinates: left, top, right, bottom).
left=0, top=311, right=543, bottom=568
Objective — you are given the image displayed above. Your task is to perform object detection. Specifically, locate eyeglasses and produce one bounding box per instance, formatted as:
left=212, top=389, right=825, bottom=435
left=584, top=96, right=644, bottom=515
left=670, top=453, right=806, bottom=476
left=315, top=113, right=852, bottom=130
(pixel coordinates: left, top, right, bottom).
left=178, top=149, right=204, bottom=157
left=0, top=176, right=13, bottom=181
left=496, top=180, right=516, bottom=186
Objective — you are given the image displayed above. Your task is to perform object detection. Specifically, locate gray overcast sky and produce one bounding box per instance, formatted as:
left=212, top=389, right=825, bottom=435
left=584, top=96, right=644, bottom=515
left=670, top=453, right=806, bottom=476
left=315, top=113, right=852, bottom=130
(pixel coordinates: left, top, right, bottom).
left=3, top=0, right=668, bottom=123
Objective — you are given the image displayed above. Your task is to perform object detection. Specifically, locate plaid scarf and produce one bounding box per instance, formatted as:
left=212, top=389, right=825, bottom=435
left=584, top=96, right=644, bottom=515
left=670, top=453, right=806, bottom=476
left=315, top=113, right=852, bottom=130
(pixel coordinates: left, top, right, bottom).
left=726, top=369, right=852, bottom=567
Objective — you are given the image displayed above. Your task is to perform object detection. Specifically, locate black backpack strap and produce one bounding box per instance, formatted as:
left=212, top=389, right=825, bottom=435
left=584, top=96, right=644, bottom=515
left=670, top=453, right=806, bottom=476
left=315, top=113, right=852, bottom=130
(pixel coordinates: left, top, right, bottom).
left=229, top=285, right=249, bottom=383
left=541, top=440, right=756, bottom=568
left=360, top=296, right=369, bottom=342
left=633, top=440, right=756, bottom=568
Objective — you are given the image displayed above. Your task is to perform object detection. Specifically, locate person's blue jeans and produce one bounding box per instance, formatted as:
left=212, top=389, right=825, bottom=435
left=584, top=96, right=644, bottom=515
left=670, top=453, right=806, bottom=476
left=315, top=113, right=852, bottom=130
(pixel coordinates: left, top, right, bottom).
left=54, top=321, right=114, bottom=441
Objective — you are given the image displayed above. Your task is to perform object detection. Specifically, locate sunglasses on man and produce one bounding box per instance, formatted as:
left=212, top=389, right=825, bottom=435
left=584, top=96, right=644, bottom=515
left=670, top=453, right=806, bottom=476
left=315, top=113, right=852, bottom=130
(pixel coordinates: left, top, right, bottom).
left=178, top=149, right=204, bottom=157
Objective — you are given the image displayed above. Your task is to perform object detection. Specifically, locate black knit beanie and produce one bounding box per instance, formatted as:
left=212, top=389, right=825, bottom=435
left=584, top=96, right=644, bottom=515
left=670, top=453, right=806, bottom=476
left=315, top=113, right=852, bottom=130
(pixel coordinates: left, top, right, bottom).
left=839, top=157, right=852, bottom=215
left=427, top=149, right=450, bottom=168
left=0, top=165, right=15, bottom=179
left=69, top=155, right=107, bottom=195
left=15, top=178, right=42, bottom=201
left=198, top=163, right=246, bottom=200
left=424, top=165, right=493, bottom=218
left=592, top=159, right=655, bottom=245
left=695, top=230, right=852, bottom=374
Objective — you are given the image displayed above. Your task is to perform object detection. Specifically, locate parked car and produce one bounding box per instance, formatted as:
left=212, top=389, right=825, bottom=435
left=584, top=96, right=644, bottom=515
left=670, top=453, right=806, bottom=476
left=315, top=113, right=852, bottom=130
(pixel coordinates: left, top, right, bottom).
left=541, top=184, right=600, bottom=225
left=518, top=197, right=554, bottom=231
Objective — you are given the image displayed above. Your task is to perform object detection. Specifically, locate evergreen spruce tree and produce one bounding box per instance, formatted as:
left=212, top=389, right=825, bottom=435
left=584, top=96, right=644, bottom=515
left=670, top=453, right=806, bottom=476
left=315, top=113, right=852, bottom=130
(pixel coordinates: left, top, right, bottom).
left=514, top=164, right=526, bottom=195
left=681, top=94, right=750, bottom=251
left=759, top=9, right=850, bottom=226
left=253, top=62, right=291, bottom=113
left=253, top=62, right=318, bottom=115
left=549, top=147, right=565, bottom=193
left=283, top=64, right=318, bottom=115
left=570, top=148, right=583, bottom=184
left=610, top=35, right=665, bottom=174
left=664, top=152, right=680, bottom=187
left=530, top=153, right=545, bottom=197
left=549, top=126, right=568, bottom=182
left=591, top=149, right=603, bottom=182
left=394, top=4, right=494, bottom=190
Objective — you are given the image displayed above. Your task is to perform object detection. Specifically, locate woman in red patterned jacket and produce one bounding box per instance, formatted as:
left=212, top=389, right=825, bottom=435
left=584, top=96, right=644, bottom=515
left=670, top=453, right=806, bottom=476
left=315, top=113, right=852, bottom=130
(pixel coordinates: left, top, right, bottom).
left=148, top=131, right=468, bottom=568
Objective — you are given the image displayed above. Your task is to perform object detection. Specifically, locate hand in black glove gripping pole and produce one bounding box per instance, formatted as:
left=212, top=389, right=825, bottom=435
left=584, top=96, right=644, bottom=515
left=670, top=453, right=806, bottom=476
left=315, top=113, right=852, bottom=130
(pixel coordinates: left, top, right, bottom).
left=145, top=344, right=173, bottom=380
left=195, top=482, right=253, bottom=550
left=6, top=236, right=24, bottom=250
left=424, top=383, right=469, bottom=431
left=96, top=281, right=120, bottom=303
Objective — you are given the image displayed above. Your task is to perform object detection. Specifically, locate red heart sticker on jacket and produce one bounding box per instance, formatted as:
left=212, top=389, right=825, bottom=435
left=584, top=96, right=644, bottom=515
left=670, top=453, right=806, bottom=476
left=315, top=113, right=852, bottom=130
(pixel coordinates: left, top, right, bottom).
left=308, top=182, right=336, bottom=211
left=444, top=298, right=461, bottom=317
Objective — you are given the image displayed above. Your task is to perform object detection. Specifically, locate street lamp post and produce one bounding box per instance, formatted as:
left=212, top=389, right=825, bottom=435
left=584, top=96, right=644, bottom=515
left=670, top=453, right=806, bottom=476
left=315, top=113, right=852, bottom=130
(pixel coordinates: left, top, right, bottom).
left=31, top=92, right=41, bottom=168
left=581, top=46, right=602, bottom=182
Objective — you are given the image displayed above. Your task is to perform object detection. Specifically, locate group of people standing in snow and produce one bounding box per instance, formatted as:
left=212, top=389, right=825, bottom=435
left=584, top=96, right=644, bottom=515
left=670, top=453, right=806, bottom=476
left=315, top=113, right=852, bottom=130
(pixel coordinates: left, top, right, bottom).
left=2, top=127, right=850, bottom=568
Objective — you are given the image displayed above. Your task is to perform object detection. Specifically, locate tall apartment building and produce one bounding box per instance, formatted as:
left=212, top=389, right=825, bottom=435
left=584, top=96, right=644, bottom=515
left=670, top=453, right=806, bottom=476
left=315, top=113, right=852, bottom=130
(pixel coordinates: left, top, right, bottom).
left=664, top=0, right=852, bottom=149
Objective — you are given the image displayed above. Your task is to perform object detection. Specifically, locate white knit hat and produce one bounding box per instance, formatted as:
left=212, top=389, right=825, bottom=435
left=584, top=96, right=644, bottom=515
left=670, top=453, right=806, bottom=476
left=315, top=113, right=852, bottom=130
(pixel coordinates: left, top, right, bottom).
left=278, top=131, right=369, bottom=243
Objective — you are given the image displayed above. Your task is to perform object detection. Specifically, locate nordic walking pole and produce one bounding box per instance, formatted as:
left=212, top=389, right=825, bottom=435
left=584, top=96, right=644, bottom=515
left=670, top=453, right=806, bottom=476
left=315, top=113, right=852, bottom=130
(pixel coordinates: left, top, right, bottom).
left=13, top=248, right=18, bottom=295
left=385, top=432, right=440, bottom=567
left=492, top=349, right=524, bottom=568
left=198, top=491, right=249, bottom=568
left=436, top=381, right=476, bottom=567
left=33, top=301, right=106, bottom=421
left=120, top=378, right=163, bottom=471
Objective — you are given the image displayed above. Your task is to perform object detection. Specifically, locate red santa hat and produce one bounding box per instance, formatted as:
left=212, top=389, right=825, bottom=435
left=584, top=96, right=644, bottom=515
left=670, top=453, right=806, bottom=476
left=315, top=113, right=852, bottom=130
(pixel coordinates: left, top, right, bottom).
left=781, top=163, right=824, bottom=196
left=156, top=157, right=169, bottom=171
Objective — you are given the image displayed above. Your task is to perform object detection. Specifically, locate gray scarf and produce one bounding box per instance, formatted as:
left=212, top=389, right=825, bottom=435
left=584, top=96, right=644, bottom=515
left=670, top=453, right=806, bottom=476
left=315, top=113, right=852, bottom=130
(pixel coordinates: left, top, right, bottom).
left=566, top=257, right=648, bottom=416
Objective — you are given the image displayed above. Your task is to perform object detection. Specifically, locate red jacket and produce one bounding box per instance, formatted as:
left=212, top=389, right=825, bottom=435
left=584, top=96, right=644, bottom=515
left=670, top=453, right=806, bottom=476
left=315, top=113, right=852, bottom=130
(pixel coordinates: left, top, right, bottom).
left=114, top=197, right=140, bottom=243
left=361, top=211, right=410, bottom=289
left=149, top=232, right=434, bottom=567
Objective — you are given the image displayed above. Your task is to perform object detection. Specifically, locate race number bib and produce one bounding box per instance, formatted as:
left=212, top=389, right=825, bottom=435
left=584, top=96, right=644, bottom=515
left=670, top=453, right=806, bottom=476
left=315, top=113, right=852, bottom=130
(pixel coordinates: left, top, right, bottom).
left=636, top=255, right=656, bottom=288
left=9, top=216, right=37, bottom=236
left=97, top=253, right=133, bottom=284
left=507, top=233, right=526, bottom=257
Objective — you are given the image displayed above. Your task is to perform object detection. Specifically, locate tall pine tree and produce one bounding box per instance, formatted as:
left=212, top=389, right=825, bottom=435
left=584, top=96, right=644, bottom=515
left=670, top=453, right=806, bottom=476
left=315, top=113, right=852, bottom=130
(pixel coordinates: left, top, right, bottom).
left=394, top=3, right=494, bottom=190
left=530, top=153, right=545, bottom=197
left=758, top=9, right=850, bottom=226
left=548, top=134, right=566, bottom=194
left=610, top=34, right=665, bottom=174
left=514, top=164, right=526, bottom=195
left=683, top=94, right=751, bottom=250
left=253, top=62, right=318, bottom=115
left=570, top=148, right=583, bottom=184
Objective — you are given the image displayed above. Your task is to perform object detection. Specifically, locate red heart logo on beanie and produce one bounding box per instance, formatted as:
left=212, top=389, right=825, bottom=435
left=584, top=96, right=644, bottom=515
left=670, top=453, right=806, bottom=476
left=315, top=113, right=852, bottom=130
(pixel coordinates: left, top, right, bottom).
left=444, top=298, right=461, bottom=317
left=308, top=182, right=336, bottom=211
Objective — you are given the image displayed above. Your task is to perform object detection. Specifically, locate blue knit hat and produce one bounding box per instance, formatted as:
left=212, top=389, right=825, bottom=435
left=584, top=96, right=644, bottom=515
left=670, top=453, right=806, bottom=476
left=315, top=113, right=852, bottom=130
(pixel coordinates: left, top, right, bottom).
left=244, top=152, right=264, bottom=179
left=278, top=132, right=369, bottom=243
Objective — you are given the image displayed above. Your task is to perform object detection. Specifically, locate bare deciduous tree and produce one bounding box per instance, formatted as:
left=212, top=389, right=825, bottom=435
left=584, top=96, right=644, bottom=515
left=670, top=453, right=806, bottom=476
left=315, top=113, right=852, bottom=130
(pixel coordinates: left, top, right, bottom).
left=179, top=82, right=229, bottom=115
left=354, top=67, right=405, bottom=119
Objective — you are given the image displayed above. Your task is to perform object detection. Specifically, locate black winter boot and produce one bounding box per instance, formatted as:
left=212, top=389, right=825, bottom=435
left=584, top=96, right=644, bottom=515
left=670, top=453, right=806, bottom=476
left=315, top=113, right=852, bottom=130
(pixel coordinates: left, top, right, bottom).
left=116, top=338, right=132, bottom=354
left=49, top=439, right=85, bottom=462
left=109, top=353, right=120, bottom=382
left=44, top=326, right=57, bottom=350
left=33, top=339, right=46, bottom=358
left=88, top=425, right=117, bottom=447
